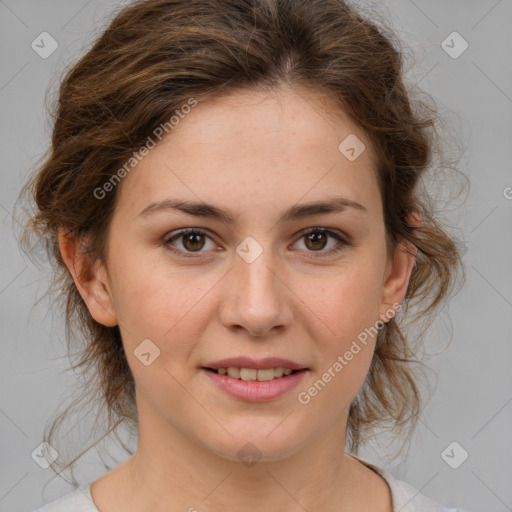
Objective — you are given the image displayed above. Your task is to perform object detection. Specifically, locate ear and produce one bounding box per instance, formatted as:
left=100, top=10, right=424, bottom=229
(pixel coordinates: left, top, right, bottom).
left=378, top=212, right=420, bottom=322
left=57, top=227, right=118, bottom=327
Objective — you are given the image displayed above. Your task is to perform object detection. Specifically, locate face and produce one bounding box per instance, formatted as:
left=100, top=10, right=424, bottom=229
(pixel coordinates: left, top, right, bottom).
left=61, top=85, right=415, bottom=464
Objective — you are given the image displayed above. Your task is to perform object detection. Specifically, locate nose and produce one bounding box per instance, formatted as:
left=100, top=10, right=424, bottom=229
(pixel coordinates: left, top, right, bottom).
left=219, top=245, right=293, bottom=338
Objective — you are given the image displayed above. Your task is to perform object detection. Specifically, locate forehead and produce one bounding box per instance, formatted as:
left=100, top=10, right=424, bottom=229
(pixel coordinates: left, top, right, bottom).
left=114, top=85, right=382, bottom=222
left=168, top=85, right=376, bottom=161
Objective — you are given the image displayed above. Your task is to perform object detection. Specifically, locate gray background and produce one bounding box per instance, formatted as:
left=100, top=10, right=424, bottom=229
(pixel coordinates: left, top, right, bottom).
left=1, top=1, right=511, bottom=511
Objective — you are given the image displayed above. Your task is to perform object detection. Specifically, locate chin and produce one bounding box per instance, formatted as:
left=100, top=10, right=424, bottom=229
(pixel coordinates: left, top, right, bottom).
left=199, top=425, right=306, bottom=465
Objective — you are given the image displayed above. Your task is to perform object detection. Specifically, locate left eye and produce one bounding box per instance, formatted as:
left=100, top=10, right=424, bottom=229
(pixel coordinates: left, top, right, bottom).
left=293, top=228, right=347, bottom=256
left=163, top=227, right=348, bottom=257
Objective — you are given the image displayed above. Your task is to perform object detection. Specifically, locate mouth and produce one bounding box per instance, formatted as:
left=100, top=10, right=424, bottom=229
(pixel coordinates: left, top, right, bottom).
left=200, top=357, right=310, bottom=401
left=201, top=365, right=309, bottom=402
left=202, top=366, right=306, bottom=381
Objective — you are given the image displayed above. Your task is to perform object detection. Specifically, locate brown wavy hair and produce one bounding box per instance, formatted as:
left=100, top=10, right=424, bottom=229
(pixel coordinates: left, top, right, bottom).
left=18, top=0, right=467, bottom=483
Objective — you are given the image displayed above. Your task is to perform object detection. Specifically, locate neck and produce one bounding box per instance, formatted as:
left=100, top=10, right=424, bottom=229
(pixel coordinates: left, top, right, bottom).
left=94, top=402, right=367, bottom=512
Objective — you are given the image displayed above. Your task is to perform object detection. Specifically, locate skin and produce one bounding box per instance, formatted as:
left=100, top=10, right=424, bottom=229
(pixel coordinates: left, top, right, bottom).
left=59, top=84, right=417, bottom=512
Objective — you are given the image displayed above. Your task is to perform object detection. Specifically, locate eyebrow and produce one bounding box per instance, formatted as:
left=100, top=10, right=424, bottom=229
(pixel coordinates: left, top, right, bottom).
left=137, top=196, right=368, bottom=225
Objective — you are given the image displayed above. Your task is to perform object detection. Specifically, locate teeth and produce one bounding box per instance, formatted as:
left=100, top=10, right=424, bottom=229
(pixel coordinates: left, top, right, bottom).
left=273, top=367, right=284, bottom=378
left=240, top=368, right=257, bottom=381
left=216, top=367, right=299, bottom=381
left=255, top=368, right=275, bottom=381
left=227, top=367, right=240, bottom=379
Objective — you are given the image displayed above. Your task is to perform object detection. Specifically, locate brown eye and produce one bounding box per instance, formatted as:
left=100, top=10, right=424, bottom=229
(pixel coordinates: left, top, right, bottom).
left=293, top=228, right=349, bottom=257
left=164, top=228, right=217, bottom=256
left=304, top=231, right=329, bottom=251
left=182, top=232, right=206, bottom=252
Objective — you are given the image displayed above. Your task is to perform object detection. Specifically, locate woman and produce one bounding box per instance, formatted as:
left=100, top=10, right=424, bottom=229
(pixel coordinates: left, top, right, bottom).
left=22, top=0, right=469, bottom=510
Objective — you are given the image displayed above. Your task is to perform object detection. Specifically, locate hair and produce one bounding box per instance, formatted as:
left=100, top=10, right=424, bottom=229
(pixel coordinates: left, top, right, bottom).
left=18, top=0, right=467, bottom=484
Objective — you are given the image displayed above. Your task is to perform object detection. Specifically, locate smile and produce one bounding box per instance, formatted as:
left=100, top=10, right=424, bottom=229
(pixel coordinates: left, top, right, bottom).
left=206, top=367, right=298, bottom=381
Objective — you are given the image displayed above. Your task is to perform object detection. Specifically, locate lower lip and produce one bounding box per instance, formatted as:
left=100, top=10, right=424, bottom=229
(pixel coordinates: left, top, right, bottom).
left=201, top=368, right=308, bottom=402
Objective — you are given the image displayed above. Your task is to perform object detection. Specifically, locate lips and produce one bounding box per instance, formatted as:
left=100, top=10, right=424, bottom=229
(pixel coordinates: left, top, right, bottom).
left=200, top=356, right=310, bottom=401
left=201, top=367, right=308, bottom=402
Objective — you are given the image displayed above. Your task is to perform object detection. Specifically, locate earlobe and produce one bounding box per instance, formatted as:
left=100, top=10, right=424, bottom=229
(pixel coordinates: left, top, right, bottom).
left=57, top=228, right=118, bottom=327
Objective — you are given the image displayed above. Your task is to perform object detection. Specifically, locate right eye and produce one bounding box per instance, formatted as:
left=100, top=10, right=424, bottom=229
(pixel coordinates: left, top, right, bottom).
left=163, top=228, right=219, bottom=257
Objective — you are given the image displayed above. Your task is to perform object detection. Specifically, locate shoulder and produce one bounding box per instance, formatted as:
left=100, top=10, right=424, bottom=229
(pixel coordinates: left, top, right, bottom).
left=382, top=471, right=470, bottom=512
left=349, top=454, right=471, bottom=512
left=31, top=483, right=98, bottom=512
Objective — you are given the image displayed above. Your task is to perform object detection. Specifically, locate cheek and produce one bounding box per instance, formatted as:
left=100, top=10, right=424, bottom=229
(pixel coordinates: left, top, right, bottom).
left=296, top=272, right=380, bottom=414
left=295, top=261, right=383, bottom=345
left=294, top=263, right=382, bottom=401
left=108, top=250, right=218, bottom=359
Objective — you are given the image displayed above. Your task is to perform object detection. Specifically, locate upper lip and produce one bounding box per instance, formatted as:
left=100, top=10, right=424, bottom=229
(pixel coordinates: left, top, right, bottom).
left=202, top=357, right=308, bottom=370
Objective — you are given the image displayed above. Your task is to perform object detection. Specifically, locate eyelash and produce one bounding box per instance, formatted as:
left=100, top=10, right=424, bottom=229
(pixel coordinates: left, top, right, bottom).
left=162, top=227, right=350, bottom=259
